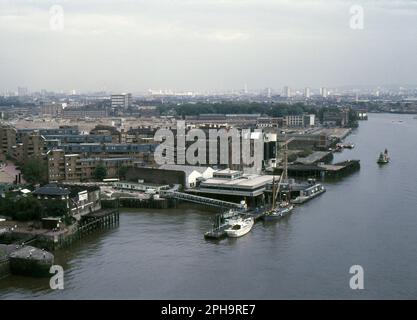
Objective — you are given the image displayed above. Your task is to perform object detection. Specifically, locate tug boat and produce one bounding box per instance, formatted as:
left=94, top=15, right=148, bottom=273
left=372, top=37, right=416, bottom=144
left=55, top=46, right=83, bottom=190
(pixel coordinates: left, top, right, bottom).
left=342, top=143, right=355, bottom=149
left=377, top=149, right=390, bottom=164
left=225, top=217, right=254, bottom=238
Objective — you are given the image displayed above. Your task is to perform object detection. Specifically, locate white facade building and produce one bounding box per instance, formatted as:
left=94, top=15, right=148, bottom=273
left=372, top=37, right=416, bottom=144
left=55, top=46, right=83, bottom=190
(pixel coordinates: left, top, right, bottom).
left=282, top=86, right=292, bottom=98
left=111, top=93, right=132, bottom=109
left=159, top=164, right=215, bottom=188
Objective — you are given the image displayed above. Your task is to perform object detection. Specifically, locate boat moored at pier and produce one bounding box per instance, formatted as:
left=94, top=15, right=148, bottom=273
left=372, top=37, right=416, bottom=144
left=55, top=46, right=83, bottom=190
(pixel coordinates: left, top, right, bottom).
left=292, top=183, right=326, bottom=204
left=263, top=202, right=294, bottom=221
left=263, top=173, right=295, bottom=221
left=225, top=217, right=254, bottom=238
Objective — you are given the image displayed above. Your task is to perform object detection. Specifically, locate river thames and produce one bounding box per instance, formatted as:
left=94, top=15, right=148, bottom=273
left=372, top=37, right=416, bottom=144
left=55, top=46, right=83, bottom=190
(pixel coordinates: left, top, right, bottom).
left=1, top=113, right=417, bottom=299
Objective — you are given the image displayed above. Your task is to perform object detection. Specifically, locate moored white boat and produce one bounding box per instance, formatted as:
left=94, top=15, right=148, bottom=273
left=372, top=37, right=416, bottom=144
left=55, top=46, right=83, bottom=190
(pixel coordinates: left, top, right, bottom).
left=225, top=217, right=254, bottom=238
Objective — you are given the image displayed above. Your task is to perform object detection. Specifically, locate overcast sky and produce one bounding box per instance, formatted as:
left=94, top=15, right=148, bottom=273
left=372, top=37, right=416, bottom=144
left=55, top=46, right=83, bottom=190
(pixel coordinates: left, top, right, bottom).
left=1, top=0, right=416, bottom=93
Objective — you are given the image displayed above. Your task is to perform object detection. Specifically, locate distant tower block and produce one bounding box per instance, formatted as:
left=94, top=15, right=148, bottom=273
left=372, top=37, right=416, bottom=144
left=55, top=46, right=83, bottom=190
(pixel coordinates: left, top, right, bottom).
left=283, top=86, right=292, bottom=98
left=320, top=87, right=328, bottom=98
left=304, top=87, right=311, bottom=98
left=111, top=93, right=132, bottom=109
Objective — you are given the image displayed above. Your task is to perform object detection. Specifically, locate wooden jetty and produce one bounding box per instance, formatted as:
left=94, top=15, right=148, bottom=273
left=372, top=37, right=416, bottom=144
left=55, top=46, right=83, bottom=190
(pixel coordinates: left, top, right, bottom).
left=36, top=209, right=120, bottom=250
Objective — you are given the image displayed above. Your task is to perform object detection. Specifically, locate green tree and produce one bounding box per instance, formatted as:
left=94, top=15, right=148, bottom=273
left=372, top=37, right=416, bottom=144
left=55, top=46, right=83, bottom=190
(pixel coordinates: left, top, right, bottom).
left=42, top=199, right=68, bottom=218
left=347, top=108, right=359, bottom=128
left=118, top=165, right=130, bottom=179
left=13, top=196, right=44, bottom=221
left=93, top=164, right=107, bottom=181
left=0, top=194, right=73, bottom=223
left=21, top=158, right=48, bottom=185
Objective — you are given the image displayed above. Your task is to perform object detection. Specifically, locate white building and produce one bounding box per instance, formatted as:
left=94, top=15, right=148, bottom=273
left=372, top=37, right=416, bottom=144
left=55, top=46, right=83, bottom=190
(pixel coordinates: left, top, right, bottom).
left=18, top=87, right=28, bottom=96
left=284, top=114, right=316, bottom=128
left=320, top=87, right=328, bottom=98
left=159, top=164, right=215, bottom=188
left=285, top=115, right=304, bottom=127
left=263, top=132, right=277, bottom=169
left=305, top=114, right=315, bottom=127
left=111, top=93, right=132, bottom=109
left=282, top=86, right=292, bottom=98
left=192, top=169, right=274, bottom=197
left=304, top=87, right=311, bottom=99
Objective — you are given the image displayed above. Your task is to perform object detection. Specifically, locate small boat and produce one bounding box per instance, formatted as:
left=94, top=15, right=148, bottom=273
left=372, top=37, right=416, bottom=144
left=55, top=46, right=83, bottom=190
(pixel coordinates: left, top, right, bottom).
left=204, top=209, right=243, bottom=239
left=224, top=215, right=244, bottom=226
left=263, top=202, right=294, bottom=221
left=343, top=143, right=355, bottom=149
left=225, top=217, right=254, bottom=238
left=377, top=149, right=390, bottom=164
left=292, top=184, right=326, bottom=204
left=333, top=144, right=343, bottom=152
left=264, top=172, right=295, bottom=221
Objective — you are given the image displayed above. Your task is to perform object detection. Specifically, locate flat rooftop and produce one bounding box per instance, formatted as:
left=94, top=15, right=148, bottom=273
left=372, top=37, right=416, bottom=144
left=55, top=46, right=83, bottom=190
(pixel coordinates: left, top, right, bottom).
left=295, top=151, right=331, bottom=165
left=200, top=174, right=274, bottom=190
left=214, top=169, right=241, bottom=175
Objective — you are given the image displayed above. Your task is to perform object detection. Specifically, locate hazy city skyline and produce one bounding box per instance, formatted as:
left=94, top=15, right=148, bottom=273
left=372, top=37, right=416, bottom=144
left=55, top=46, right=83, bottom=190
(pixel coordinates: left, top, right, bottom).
left=1, top=0, right=417, bottom=92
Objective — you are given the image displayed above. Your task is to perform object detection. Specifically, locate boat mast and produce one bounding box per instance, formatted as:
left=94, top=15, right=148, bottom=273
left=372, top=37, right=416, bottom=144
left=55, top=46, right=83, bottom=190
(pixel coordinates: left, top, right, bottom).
left=281, top=132, right=294, bottom=182
left=283, top=133, right=288, bottom=182
left=273, top=174, right=283, bottom=208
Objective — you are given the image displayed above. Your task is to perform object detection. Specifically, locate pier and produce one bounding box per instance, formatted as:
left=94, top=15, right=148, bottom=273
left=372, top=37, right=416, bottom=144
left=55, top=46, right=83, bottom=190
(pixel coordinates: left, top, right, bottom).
left=36, top=209, right=120, bottom=251
left=0, top=244, right=54, bottom=278
left=277, top=160, right=360, bottom=179
left=318, top=160, right=361, bottom=177
left=160, top=190, right=245, bottom=209
left=295, top=151, right=333, bottom=165
left=8, top=246, right=54, bottom=277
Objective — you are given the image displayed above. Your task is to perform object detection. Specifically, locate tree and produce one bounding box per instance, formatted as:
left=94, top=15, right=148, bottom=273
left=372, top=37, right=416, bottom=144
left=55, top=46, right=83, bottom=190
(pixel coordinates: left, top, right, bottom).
left=118, top=165, right=130, bottom=179
left=42, top=199, right=68, bottom=218
left=93, top=164, right=107, bottom=181
left=347, top=108, right=359, bottom=128
left=21, top=158, right=48, bottom=185
left=0, top=193, right=72, bottom=223
left=13, top=196, right=44, bottom=221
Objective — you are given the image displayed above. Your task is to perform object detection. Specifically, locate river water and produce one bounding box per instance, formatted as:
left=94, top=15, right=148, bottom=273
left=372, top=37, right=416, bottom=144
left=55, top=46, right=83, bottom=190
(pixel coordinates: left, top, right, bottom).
left=1, top=113, right=417, bottom=299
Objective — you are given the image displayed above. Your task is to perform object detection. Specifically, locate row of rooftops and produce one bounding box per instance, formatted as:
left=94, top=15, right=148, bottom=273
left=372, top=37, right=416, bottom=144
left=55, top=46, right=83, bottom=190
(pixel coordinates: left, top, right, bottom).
left=57, top=143, right=157, bottom=153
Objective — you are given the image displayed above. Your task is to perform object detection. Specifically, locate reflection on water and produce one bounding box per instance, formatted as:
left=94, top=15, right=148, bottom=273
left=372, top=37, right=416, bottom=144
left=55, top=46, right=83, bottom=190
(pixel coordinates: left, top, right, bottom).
left=1, top=113, right=417, bottom=299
